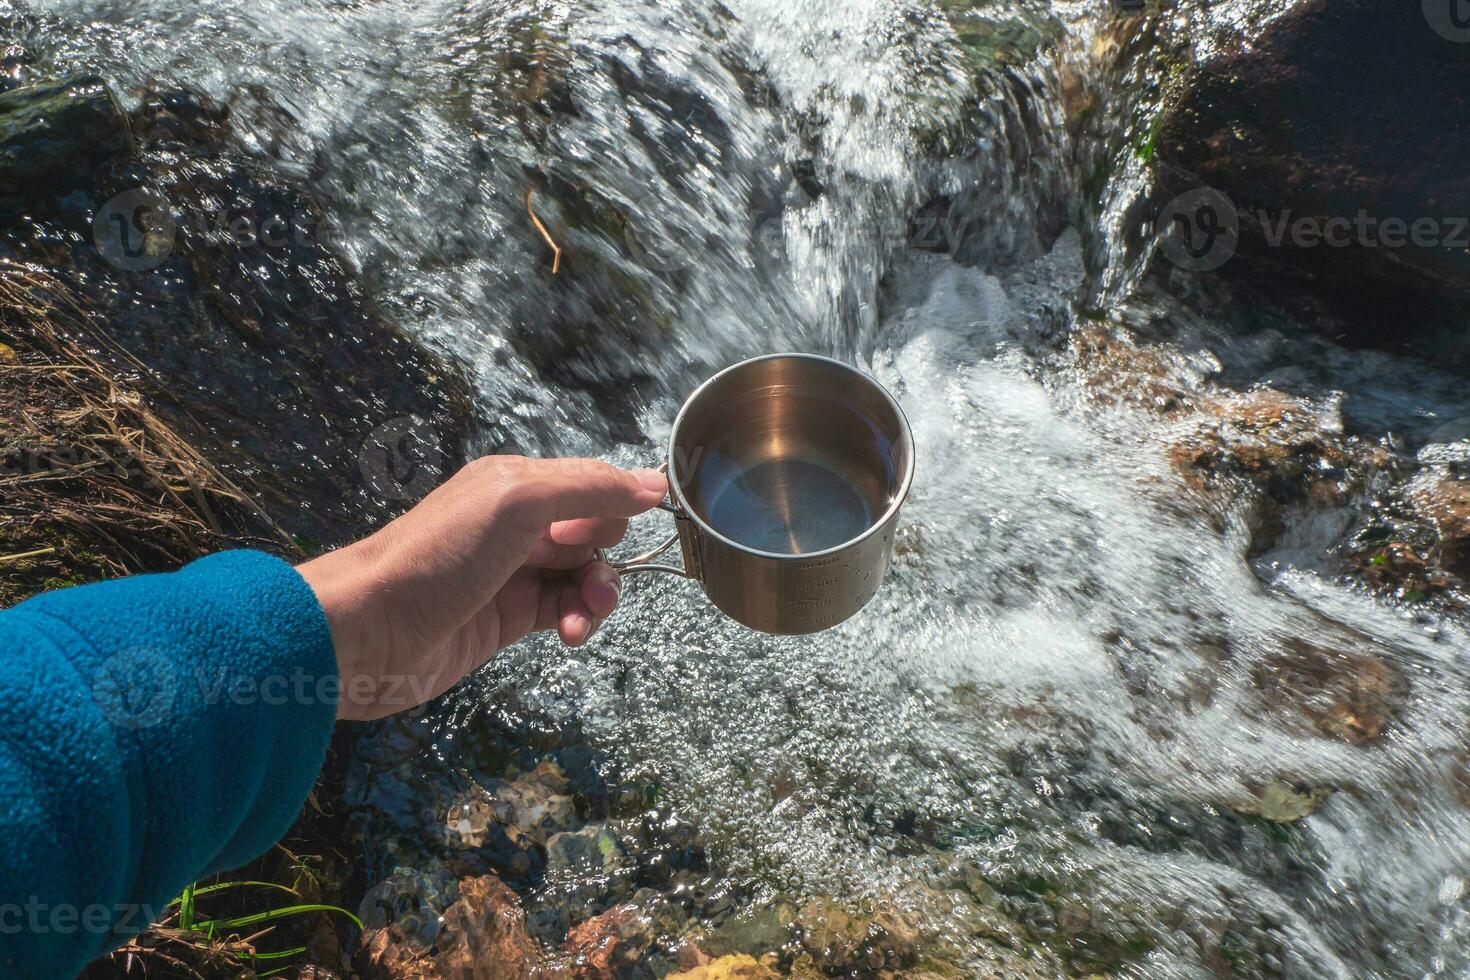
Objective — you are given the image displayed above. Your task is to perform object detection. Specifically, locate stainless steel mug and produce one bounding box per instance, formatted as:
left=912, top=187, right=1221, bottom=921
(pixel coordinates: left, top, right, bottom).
left=601, top=353, right=914, bottom=634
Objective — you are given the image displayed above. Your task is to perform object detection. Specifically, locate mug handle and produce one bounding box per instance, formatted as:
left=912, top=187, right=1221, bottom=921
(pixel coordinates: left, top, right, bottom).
left=595, top=463, right=694, bottom=578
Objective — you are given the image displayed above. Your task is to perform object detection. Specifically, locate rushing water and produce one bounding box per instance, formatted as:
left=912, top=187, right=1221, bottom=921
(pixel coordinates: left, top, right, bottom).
left=25, top=0, right=1470, bottom=976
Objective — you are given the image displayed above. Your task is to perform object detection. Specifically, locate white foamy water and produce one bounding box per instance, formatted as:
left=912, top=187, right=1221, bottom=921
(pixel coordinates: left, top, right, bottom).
left=26, top=0, right=1470, bottom=974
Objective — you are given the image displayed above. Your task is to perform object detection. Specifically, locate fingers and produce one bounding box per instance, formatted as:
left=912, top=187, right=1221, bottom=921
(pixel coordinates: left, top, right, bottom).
left=508, top=458, right=667, bottom=525
left=549, top=516, right=629, bottom=548
left=575, top=560, right=622, bottom=620
left=549, top=561, right=621, bottom=647
left=524, top=540, right=597, bottom=569
left=558, top=580, right=595, bottom=647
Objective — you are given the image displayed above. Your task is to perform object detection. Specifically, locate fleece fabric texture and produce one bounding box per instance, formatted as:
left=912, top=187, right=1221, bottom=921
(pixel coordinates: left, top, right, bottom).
left=0, top=550, right=338, bottom=979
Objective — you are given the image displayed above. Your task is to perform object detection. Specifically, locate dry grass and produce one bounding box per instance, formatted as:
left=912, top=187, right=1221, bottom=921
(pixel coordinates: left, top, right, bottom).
left=0, top=260, right=359, bottom=976
left=0, top=260, right=298, bottom=604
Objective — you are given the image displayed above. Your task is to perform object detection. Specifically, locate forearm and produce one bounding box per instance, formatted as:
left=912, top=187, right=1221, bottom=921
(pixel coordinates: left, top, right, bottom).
left=0, top=551, right=337, bottom=978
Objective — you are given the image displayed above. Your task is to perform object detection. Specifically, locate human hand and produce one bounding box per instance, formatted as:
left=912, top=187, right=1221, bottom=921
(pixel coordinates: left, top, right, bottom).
left=297, top=456, right=667, bottom=721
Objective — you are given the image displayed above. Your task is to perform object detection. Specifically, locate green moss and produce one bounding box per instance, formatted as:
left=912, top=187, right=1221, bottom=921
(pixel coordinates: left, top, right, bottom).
left=1219, top=930, right=1257, bottom=973
left=937, top=1, right=1047, bottom=75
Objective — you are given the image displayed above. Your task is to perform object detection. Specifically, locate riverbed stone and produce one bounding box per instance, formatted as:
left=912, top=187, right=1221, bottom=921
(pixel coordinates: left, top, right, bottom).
left=793, top=898, right=919, bottom=974
left=562, top=903, right=653, bottom=977
left=546, top=823, right=625, bottom=877
left=1232, top=781, right=1333, bottom=825
left=1252, top=637, right=1402, bottom=746
left=361, top=874, right=557, bottom=980
left=1409, top=477, right=1470, bottom=580
left=666, top=954, right=777, bottom=980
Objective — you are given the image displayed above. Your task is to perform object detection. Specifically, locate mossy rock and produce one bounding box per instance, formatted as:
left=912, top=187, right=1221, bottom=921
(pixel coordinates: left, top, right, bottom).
left=937, top=1, right=1049, bottom=76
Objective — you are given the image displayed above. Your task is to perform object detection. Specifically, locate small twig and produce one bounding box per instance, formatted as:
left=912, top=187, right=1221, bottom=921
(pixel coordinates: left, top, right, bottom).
left=525, top=187, right=563, bottom=273
left=0, top=547, right=56, bottom=563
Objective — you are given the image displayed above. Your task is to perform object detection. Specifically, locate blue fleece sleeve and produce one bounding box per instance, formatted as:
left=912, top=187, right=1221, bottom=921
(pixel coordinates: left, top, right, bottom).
left=0, top=550, right=338, bottom=979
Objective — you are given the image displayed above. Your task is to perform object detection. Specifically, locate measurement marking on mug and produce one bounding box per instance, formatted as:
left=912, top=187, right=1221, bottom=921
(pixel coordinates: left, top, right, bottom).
left=794, top=578, right=838, bottom=592
left=786, top=597, right=838, bottom=609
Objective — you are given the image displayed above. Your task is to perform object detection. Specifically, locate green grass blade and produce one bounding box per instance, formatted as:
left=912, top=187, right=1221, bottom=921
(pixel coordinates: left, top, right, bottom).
left=177, top=882, right=196, bottom=931
left=242, top=945, right=308, bottom=962
left=198, top=903, right=364, bottom=932
left=186, top=880, right=301, bottom=900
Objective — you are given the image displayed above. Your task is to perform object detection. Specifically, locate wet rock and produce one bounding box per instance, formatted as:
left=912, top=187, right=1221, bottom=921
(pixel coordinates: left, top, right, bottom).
left=1150, top=1, right=1470, bottom=366
left=674, top=942, right=712, bottom=971
left=504, top=761, right=582, bottom=842
left=0, top=1, right=33, bottom=94
left=1252, top=638, right=1402, bottom=746
left=1351, top=540, right=1455, bottom=604
left=546, top=823, right=624, bottom=877
left=665, top=954, right=777, bottom=980
left=692, top=900, right=796, bottom=960
left=906, top=194, right=976, bottom=256
left=293, top=967, right=341, bottom=980
left=793, top=898, right=919, bottom=974
left=0, top=76, right=129, bottom=218
left=358, top=865, right=459, bottom=947
left=537, top=823, right=635, bottom=929
left=437, top=876, right=550, bottom=979
left=1409, top=477, right=1470, bottom=579
left=562, top=903, right=653, bottom=978
left=362, top=874, right=554, bottom=980
left=790, top=159, right=824, bottom=200
left=1, top=82, right=475, bottom=549
left=441, top=760, right=580, bottom=876
left=1167, top=387, right=1389, bottom=551
left=1236, top=781, right=1333, bottom=825
left=361, top=928, right=434, bottom=980
left=133, top=88, right=231, bottom=146
left=938, top=1, right=1054, bottom=78
left=1070, top=323, right=1194, bottom=416
left=446, top=758, right=579, bottom=852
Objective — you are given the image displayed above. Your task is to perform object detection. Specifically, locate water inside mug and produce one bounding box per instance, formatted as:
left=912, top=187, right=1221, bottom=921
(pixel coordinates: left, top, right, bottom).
left=680, top=385, right=899, bottom=554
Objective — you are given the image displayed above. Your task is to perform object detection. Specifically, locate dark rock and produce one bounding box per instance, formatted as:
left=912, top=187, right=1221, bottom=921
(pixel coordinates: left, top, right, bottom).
left=791, top=159, right=824, bottom=199
left=358, top=865, right=459, bottom=947
left=1151, top=0, right=1470, bottom=366
left=546, top=824, right=625, bottom=878
left=1, top=83, right=476, bottom=548
left=0, top=76, right=129, bottom=217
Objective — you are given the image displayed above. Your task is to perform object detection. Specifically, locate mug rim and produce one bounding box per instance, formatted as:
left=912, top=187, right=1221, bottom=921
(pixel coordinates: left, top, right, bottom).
left=665, top=351, right=915, bottom=562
